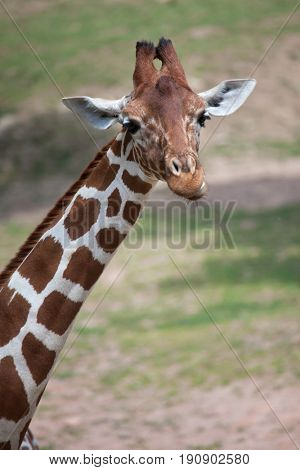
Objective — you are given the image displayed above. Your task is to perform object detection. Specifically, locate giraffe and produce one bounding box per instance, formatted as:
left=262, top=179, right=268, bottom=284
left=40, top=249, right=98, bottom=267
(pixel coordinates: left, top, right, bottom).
left=0, top=38, right=255, bottom=449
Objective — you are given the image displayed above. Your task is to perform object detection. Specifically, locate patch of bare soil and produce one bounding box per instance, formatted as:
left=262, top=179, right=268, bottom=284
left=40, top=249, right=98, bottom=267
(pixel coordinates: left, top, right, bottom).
left=31, top=316, right=300, bottom=450
left=32, top=375, right=300, bottom=449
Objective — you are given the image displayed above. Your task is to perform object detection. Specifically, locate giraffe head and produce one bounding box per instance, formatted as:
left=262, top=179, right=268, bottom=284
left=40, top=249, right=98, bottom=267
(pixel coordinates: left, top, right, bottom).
left=63, top=38, right=255, bottom=200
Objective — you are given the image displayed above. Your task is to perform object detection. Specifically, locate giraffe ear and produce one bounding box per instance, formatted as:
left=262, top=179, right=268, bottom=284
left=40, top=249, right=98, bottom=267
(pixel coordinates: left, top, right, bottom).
left=62, top=95, right=130, bottom=130
left=198, top=79, right=256, bottom=116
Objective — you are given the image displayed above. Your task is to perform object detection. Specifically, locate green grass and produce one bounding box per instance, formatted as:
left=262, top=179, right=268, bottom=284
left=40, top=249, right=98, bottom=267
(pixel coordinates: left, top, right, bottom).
left=0, top=220, right=33, bottom=267
left=0, top=0, right=298, bottom=111
left=203, top=135, right=300, bottom=159
left=1, top=203, right=299, bottom=394
left=256, top=136, right=300, bottom=158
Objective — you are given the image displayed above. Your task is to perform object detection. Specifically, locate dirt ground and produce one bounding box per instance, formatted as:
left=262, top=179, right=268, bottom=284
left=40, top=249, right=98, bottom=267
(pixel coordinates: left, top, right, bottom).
left=33, top=375, right=300, bottom=450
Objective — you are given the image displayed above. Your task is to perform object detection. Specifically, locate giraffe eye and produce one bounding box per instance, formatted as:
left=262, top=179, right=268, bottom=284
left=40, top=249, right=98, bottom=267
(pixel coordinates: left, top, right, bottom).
left=197, top=112, right=211, bottom=128
left=123, top=118, right=141, bottom=134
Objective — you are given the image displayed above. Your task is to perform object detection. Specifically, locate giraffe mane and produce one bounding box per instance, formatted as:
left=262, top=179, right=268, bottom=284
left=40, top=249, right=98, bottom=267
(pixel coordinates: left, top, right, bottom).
left=0, top=139, right=114, bottom=289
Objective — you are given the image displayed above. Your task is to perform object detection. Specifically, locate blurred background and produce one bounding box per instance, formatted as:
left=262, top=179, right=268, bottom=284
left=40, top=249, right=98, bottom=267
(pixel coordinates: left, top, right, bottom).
left=0, top=0, right=300, bottom=449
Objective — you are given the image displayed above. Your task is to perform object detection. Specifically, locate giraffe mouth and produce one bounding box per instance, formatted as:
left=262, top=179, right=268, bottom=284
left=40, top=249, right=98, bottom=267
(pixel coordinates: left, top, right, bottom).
left=187, top=179, right=208, bottom=201
left=164, top=155, right=207, bottom=200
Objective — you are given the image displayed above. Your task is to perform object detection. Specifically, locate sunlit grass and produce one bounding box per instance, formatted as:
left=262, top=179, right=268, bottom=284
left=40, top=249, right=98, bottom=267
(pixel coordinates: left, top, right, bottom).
left=0, top=0, right=298, bottom=110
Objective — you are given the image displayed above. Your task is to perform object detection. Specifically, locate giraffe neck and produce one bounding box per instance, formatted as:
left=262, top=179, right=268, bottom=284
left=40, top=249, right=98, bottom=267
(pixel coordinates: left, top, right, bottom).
left=0, top=130, right=155, bottom=449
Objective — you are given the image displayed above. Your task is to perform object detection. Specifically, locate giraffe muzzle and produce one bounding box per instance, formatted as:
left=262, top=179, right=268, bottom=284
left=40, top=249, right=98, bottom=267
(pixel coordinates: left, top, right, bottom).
left=165, top=152, right=206, bottom=200
left=166, top=161, right=207, bottom=200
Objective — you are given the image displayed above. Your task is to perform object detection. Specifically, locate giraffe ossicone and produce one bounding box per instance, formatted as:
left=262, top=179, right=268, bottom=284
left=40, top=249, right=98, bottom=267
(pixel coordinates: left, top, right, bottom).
left=0, top=37, right=255, bottom=449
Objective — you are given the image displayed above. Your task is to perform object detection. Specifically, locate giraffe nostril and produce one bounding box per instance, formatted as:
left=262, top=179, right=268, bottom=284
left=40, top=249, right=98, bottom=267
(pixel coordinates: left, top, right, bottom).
left=170, top=158, right=182, bottom=176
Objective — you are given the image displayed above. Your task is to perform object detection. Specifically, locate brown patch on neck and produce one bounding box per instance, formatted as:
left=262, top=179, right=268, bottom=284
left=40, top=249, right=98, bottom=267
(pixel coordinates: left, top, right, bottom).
left=18, top=236, right=63, bottom=293
left=0, top=287, right=30, bottom=347
left=0, top=356, right=29, bottom=422
left=63, top=246, right=104, bottom=290
left=22, top=333, right=56, bottom=385
left=64, top=196, right=101, bottom=241
left=37, top=291, right=81, bottom=335
left=106, top=188, right=122, bottom=217
left=0, top=139, right=115, bottom=289
left=123, top=201, right=141, bottom=225
left=122, top=170, right=152, bottom=194
left=85, top=155, right=119, bottom=191
left=96, top=227, right=126, bottom=254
